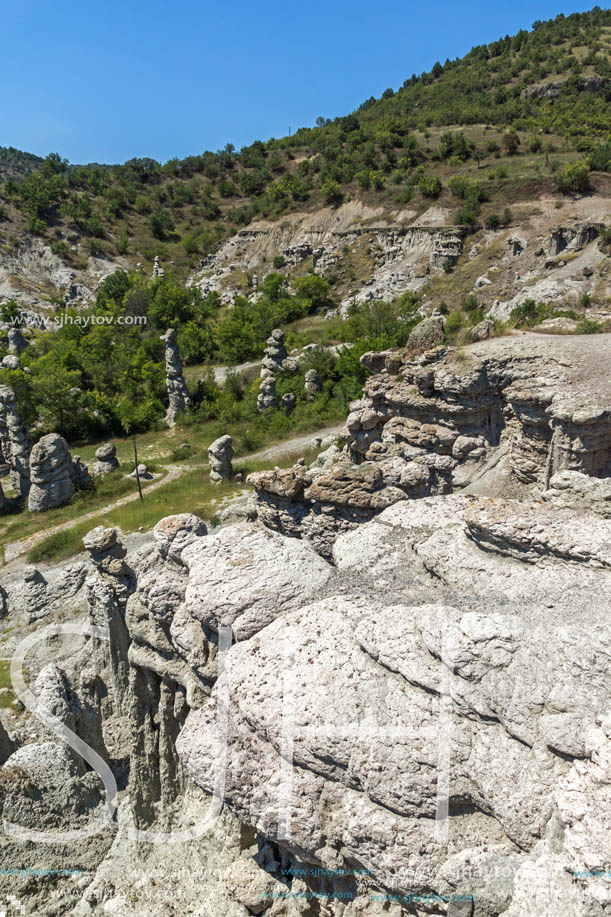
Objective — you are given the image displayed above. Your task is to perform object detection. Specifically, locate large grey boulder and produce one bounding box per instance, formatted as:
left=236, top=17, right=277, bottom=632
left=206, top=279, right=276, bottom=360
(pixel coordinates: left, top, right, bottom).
left=153, top=513, right=207, bottom=562
left=161, top=328, right=191, bottom=425
left=93, top=442, right=119, bottom=477
left=208, top=434, right=233, bottom=483
left=407, top=314, right=445, bottom=353
left=180, top=523, right=332, bottom=641
left=27, top=433, right=74, bottom=512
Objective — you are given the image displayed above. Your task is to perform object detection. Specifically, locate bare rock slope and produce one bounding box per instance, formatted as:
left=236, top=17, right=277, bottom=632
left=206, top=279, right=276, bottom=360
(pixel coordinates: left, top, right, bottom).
left=1, top=332, right=610, bottom=916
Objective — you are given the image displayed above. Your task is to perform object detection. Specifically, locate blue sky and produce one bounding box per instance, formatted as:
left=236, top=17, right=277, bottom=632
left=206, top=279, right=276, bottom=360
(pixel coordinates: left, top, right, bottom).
left=0, top=0, right=597, bottom=164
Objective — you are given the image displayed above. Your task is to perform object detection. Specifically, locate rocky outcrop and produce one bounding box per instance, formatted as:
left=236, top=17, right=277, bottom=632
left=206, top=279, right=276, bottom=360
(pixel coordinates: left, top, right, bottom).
left=549, top=222, right=604, bottom=257
left=7, top=328, right=27, bottom=355
left=93, top=442, right=120, bottom=476
left=250, top=334, right=611, bottom=557
left=172, top=491, right=611, bottom=917
left=304, top=368, right=321, bottom=399
left=260, top=328, right=287, bottom=379
left=543, top=469, right=611, bottom=517
left=406, top=314, right=445, bottom=354
left=161, top=328, right=191, bottom=425
left=71, top=453, right=92, bottom=489
left=0, top=384, right=31, bottom=497
left=27, top=433, right=74, bottom=512
left=189, top=203, right=467, bottom=311
left=281, top=392, right=296, bottom=414
left=208, top=434, right=234, bottom=483
left=257, top=375, right=278, bottom=412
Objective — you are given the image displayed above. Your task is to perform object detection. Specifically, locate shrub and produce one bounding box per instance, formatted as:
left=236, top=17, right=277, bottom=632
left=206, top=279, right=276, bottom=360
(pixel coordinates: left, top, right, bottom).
left=273, top=255, right=286, bottom=269
left=418, top=176, right=442, bottom=199
left=576, top=318, right=603, bottom=334
left=149, top=209, right=174, bottom=240
left=555, top=160, right=591, bottom=194
left=449, top=175, right=470, bottom=199
left=461, top=293, right=479, bottom=313
left=321, top=179, right=343, bottom=206
left=445, top=310, right=463, bottom=335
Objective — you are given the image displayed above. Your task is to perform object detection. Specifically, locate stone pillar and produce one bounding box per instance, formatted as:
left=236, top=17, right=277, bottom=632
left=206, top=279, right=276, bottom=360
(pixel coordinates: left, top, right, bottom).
left=161, top=329, right=191, bottom=426
left=282, top=393, right=296, bottom=414
left=304, top=369, right=322, bottom=400
left=0, top=385, right=32, bottom=497
left=93, top=443, right=120, bottom=476
left=8, top=328, right=27, bottom=356
left=260, top=328, right=287, bottom=378
left=257, top=376, right=278, bottom=412
left=152, top=255, right=165, bottom=280
left=208, top=435, right=234, bottom=484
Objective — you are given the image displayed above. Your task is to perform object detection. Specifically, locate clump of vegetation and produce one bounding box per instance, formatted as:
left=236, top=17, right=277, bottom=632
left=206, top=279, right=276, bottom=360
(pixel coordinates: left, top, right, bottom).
left=510, top=299, right=578, bottom=328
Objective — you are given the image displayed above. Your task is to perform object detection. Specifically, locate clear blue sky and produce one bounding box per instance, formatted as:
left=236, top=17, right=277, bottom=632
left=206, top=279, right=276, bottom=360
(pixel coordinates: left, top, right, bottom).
left=0, top=0, right=597, bottom=164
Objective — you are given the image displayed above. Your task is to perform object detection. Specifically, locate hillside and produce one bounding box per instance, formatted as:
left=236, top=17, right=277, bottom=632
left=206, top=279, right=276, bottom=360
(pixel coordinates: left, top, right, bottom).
left=0, top=7, right=609, bottom=452
left=0, top=8, right=609, bottom=289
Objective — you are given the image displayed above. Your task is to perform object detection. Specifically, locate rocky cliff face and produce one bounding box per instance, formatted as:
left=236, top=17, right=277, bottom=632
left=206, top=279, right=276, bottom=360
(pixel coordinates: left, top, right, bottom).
left=250, top=333, right=611, bottom=558
left=187, top=198, right=610, bottom=324
left=1, top=333, right=610, bottom=915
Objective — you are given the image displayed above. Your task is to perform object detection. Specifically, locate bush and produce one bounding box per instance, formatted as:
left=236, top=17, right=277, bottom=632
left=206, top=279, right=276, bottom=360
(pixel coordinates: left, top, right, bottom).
left=461, top=294, right=479, bottom=313
left=418, top=176, right=442, bottom=199
left=149, top=209, right=174, bottom=240
left=449, top=176, right=470, bottom=199
left=321, top=179, right=343, bottom=206
left=445, top=310, right=463, bottom=335
left=273, top=255, right=286, bottom=268
left=555, top=160, right=591, bottom=194
left=576, top=318, right=603, bottom=334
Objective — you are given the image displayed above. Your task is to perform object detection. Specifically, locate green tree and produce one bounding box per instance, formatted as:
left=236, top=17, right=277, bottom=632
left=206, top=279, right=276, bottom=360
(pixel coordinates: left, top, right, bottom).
left=321, top=179, right=343, bottom=206
left=149, top=209, right=174, bottom=240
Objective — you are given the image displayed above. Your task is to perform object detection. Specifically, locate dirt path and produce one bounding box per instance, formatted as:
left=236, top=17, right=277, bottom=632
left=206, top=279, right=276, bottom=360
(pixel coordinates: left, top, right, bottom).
left=3, top=424, right=344, bottom=564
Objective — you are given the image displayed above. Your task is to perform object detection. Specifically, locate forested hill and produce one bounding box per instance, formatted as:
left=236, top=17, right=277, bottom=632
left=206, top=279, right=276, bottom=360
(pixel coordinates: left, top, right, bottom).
left=0, top=147, right=44, bottom=182
left=1, top=7, right=610, bottom=276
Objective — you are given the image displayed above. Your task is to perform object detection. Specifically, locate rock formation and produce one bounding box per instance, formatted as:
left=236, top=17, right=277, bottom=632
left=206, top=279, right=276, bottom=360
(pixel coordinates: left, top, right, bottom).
left=208, top=434, right=233, bottom=483
left=161, top=328, right=191, bottom=425
left=281, top=392, right=296, bottom=414
left=2, top=331, right=611, bottom=916
left=407, top=313, right=445, bottom=353
left=250, top=334, right=611, bottom=558
left=71, top=453, right=92, bottom=489
left=27, top=433, right=74, bottom=512
left=0, top=384, right=31, bottom=497
left=93, top=442, right=120, bottom=476
left=260, top=328, right=288, bottom=378
left=128, top=462, right=153, bottom=480
left=257, top=374, right=278, bottom=412
left=151, top=255, right=165, bottom=280
left=304, top=368, right=322, bottom=399
left=7, top=327, right=27, bottom=355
